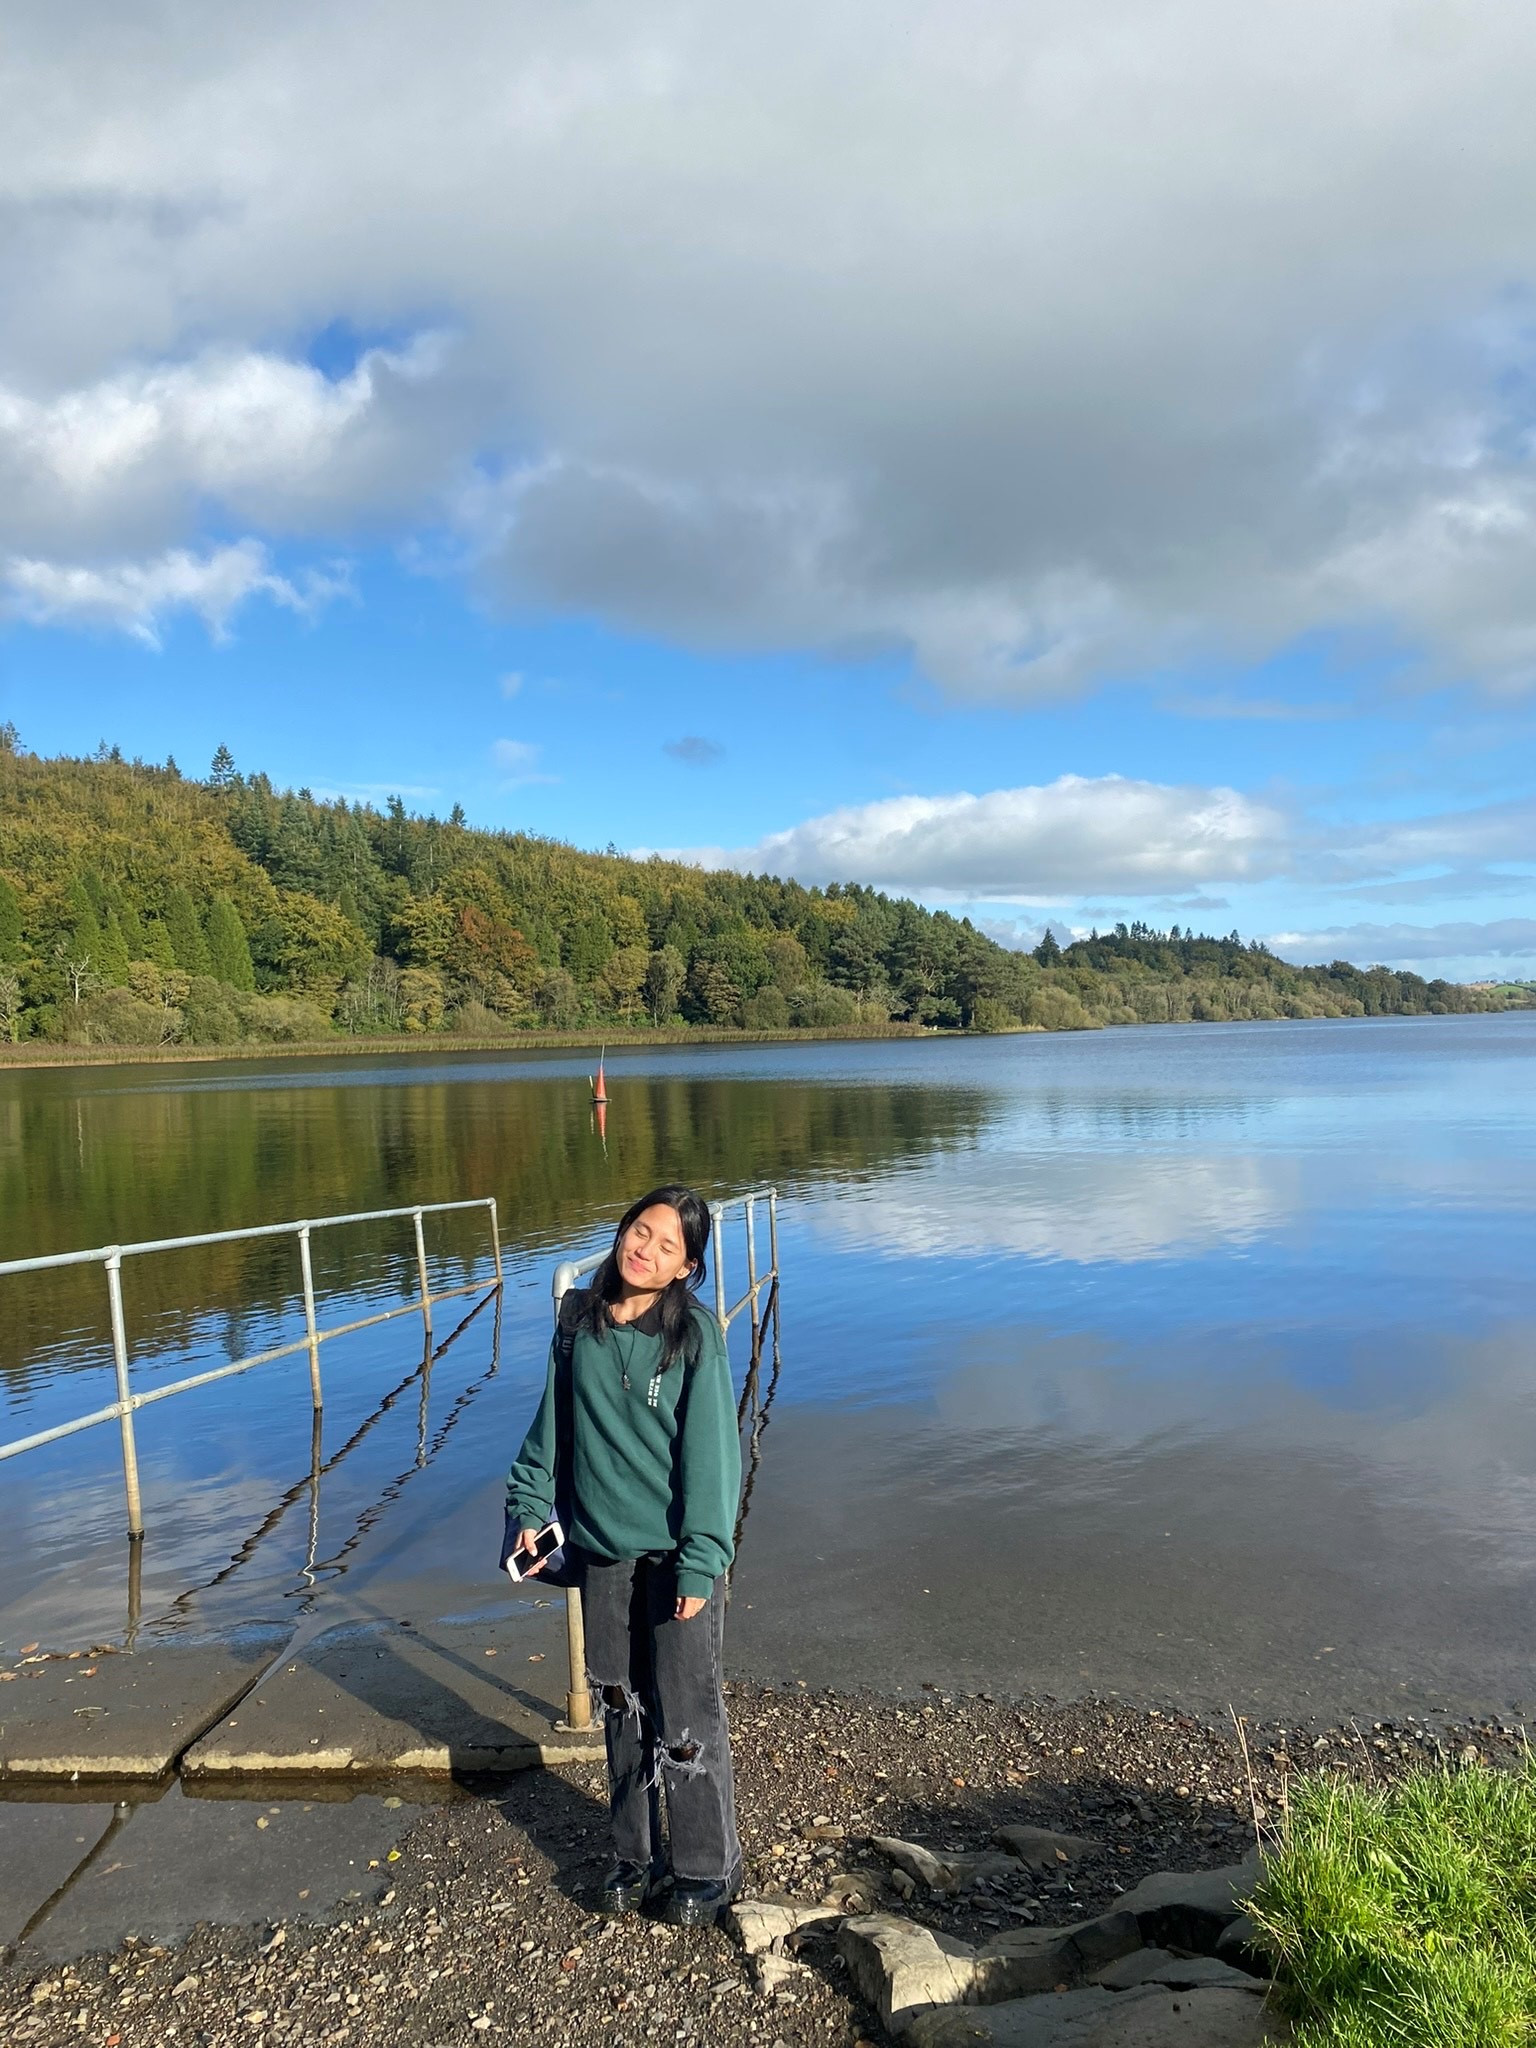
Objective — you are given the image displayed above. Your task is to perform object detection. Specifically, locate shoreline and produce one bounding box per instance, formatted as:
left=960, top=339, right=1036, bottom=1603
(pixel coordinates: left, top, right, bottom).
left=0, top=1004, right=1524, bottom=1074
left=2, top=1679, right=1517, bottom=2044
left=0, top=1021, right=935, bottom=1073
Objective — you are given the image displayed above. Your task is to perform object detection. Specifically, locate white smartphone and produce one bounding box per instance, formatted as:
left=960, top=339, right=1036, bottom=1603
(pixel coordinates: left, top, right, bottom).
left=505, top=1520, right=564, bottom=1581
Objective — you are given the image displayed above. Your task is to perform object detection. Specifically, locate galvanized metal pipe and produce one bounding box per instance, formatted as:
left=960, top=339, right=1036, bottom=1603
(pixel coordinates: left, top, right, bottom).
left=744, top=1195, right=759, bottom=1339
left=711, top=1203, right=726, bottom=1328
left=564, top=1583, right=590, bottom=1730
left=298, top=1224, right=323, bottom=1410
left=0, top=1276, right=495, bottom=1463
left=103, top=1252, right=143, bottom=1538
left=549, top=1256, right=593, bottom=1732
left=412, top=1209, right=433, bottom=1341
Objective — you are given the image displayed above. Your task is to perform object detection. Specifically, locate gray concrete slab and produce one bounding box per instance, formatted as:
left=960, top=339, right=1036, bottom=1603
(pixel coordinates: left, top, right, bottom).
left=0, top=1799, right=145, bottom=1951
left=0, top=1625, right=290, bottom=1782
left=1, top=1782, right=415, bottom=1963
left=183, top=1602, right=602, bottom=1777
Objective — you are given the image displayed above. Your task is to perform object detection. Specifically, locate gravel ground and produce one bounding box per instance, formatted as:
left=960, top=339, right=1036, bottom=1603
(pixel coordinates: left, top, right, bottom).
left=4, top=1685, right=1523, bottom=2048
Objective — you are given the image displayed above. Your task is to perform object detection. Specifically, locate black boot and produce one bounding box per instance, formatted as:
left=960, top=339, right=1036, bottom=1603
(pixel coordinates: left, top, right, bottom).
left=658, top=1874, right=741, bottom=1928
left=596, top=1861, right=657, bottom=1917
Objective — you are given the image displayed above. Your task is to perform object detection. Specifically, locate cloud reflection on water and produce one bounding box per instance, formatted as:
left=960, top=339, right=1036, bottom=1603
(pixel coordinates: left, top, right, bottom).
left=824, top=1148, right=1297, bottom=1264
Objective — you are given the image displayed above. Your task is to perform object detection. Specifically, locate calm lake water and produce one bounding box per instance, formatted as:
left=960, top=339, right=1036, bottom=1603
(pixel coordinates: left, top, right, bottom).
left=3, top=1014, right=1534, bottom=1720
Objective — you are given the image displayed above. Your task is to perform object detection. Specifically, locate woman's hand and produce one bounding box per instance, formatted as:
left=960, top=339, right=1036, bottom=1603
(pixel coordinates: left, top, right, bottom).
left=674, top=1595, right=706, bottom=1622
left=516, top=1526, right=548, bottom=1577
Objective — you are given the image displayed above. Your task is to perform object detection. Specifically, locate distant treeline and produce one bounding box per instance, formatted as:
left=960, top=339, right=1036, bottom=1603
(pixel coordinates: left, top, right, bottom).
left=0, top=728, right=1519, bottom=1049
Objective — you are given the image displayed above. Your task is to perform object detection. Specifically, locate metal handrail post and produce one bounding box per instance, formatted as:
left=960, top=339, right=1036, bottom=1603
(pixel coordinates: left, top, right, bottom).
left=710, top=1203, right=726, bottom=1327
left=126, top=1525, right=143, bottom=1647
left=412, top=1208, right=433, bottom=1341
left=768, top=1188, right=779, bottom=1286
left=103, top=1251, right=144, bottom=1539
left=564, top=1571, right=589, bottom=1732
left=488, top=1198, right=504, bottom=1288
left=550, top=1256, right=592, bottom=1731
left=298, top=1225, right=323, bottom=1410
left=744, top=1196, right=759, bottom=1340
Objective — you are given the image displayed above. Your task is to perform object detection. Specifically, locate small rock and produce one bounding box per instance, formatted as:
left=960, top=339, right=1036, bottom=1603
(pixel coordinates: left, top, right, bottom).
left=873, top=1836, right=1022, bottom=1897
left=991, top=1828, right=1103, bottom=1874
left=753, top=1953, right=806, bottom=1998
left=726, top=1897, right=842, bottom=1956
left=821, top=1871, right=880, bottom=1913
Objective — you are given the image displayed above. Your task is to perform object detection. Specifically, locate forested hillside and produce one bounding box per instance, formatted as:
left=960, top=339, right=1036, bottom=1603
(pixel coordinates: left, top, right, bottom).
left=0, top=729, right=1514, bottom=1048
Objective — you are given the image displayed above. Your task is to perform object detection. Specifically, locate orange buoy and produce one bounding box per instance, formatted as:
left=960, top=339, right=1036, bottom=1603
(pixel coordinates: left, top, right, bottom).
left=591, top=1047, right=608, bottom=1105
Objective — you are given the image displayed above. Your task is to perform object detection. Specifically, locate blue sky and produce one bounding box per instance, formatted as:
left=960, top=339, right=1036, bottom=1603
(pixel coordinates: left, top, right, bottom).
left=1, top=2, right=1534, bottom=979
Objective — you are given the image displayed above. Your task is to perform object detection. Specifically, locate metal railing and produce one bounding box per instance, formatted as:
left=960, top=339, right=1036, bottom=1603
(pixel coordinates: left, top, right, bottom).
left=546, top=1187, right=778, bottom=1730
left=0, top=1197, right=503, bottom=1539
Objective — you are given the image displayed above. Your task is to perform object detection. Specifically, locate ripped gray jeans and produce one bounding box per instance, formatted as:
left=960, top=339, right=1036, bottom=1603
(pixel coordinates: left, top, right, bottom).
left=579, top=1551, right=742, bottom=1887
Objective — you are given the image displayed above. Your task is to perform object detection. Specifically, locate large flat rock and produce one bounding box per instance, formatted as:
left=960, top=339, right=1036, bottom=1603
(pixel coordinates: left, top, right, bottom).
left=840, top=1909, right=1142, bottom=2035
left=0, top=1625, right=290, bottom=1781
left=911, top=1984, right=1289, bottom=2046
left=183, top=1607, right=602, bottom=1777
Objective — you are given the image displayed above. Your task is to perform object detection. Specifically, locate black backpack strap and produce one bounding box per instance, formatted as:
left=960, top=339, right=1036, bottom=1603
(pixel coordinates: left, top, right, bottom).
left=552, top=1289, right=581, bottom=1514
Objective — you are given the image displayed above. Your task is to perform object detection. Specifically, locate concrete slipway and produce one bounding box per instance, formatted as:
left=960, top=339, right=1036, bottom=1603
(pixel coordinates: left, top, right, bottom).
left=2, top=1603, right=601, bottom=1787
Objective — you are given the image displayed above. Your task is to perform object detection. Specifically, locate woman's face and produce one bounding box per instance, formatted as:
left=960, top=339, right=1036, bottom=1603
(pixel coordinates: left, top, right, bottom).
left=617, top=1203, right=695, bottom=1293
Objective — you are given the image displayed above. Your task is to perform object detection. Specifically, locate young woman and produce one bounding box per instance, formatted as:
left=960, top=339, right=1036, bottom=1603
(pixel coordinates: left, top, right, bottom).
left=506, top=1185, right=744, bottom=1925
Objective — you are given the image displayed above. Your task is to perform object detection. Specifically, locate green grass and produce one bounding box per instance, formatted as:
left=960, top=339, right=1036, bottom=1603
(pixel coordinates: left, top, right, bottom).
left=1250, top=1758, right=1536, bottom=2046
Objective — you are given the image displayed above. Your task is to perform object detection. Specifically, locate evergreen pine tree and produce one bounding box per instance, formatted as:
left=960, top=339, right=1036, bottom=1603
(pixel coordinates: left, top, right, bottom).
left=116, top=897, right=146, bottom=957
left=96, top=910, right=131, bottom=986
left=66, top=876, right=102, bottom=966
left=210, top=744, right=237, bottom=788
left=204, top=896, right=256, bottom=990
left=0, top=872, right=21, bottom=962
left=143, top=919, right=177, bottom=970
left=164, top=887, right=212, bottom=975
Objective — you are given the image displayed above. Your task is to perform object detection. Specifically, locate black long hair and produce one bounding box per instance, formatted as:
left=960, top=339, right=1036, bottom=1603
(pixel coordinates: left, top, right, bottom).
left=573, top=1185, right=712, bottom=1372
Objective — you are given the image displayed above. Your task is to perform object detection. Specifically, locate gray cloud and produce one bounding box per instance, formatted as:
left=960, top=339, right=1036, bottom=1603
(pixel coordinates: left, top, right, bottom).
left=1314, top=799, right=1536, bottom=884
left=1331, top=867, right=1536, bottom=906
left=3, top=3, right=1536, bottom=684
left=1269, top=919, right=1536, bottom=969
left=663, top=735, right=725, bottom=767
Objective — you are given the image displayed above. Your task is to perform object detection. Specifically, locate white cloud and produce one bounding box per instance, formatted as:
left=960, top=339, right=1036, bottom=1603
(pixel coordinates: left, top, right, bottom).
left=0, top=339, right=451, bottom=556
left=673, top=774, right=1287, bottom=897
left=0, top=540, right=347, bottom=646
left=1269, top=919, right=1536, bottom=971
left=5, top=4, right=1536, bottom=685
left=499, top=672, right=524, bottom=698
left=491, top=736, right=557, bottom=787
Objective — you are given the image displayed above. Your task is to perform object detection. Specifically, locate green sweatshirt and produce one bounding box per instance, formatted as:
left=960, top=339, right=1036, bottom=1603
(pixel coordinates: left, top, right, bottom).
left=505, top=1290, right=741, bottom=1601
